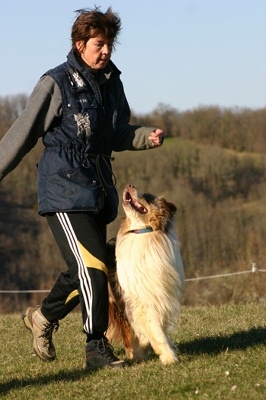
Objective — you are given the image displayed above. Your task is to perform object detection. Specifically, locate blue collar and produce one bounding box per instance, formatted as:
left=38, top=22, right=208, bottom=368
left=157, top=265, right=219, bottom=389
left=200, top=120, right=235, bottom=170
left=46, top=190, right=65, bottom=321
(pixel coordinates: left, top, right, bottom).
left=129, top=226, right=153, bottom=234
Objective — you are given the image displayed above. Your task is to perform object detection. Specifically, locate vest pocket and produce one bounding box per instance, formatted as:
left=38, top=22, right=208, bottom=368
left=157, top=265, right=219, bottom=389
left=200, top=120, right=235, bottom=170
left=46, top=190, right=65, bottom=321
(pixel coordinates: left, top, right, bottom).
left=59, top=166, right=99, bottom=189
left=38, top=166, right=105, bottom=212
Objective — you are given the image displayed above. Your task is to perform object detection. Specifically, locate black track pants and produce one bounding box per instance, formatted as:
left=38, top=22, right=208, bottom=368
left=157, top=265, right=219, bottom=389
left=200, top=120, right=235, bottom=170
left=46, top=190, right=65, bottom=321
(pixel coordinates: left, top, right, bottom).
left=41, top=212, right=109, bottom=335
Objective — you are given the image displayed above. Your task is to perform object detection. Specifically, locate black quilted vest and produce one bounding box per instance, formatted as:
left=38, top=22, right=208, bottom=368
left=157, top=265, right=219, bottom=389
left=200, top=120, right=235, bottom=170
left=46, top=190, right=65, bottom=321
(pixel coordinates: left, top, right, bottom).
left=37, top=50, right=120, bottom=223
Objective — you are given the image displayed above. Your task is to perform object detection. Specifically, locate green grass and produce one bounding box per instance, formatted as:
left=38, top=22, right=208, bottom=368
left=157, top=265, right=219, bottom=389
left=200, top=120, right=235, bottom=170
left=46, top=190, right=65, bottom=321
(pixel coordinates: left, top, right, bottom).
left=1, top=303, right=266, bottom=399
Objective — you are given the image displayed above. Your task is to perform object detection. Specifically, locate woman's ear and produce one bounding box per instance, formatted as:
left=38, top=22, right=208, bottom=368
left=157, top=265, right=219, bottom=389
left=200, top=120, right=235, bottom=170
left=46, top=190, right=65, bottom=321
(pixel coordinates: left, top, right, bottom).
left=75, top=40, right=84, bottom=54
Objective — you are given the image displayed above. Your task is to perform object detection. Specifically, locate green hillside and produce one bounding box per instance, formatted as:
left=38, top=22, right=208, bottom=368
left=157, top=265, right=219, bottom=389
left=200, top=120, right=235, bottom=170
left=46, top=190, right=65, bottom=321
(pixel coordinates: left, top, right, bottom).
left=0, top=98, right=265, bottom=312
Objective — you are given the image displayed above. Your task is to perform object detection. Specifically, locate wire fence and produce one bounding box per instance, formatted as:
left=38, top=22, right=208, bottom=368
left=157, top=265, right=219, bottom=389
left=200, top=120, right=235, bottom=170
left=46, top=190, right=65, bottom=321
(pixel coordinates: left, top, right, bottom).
left=185, top=263, right=266, bottom=282
left=0, top=263, right=265, bottom=294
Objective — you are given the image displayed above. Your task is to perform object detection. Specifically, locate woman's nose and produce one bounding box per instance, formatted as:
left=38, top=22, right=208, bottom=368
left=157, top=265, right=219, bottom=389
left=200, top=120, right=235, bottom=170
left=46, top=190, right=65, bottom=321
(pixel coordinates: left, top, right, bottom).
left=102, top=44, right=111, bottom=55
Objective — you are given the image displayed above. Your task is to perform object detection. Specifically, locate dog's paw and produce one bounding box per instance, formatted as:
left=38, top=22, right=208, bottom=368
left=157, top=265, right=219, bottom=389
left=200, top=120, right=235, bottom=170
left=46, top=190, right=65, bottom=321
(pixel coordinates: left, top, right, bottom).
left=159, top=351, right=178, bottom=365
left=125, top=348, right=134, bottom=360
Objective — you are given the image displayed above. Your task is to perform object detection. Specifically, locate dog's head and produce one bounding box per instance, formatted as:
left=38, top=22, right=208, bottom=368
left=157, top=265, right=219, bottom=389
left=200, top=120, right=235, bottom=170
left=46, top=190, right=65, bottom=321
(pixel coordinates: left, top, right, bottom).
left=121, top=184, right=177, bottom=233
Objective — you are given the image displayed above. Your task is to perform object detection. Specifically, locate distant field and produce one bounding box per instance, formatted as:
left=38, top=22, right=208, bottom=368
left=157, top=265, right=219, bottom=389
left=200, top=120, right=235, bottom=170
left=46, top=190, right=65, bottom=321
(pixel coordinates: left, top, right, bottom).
left=1, top=303, right=265, bottom=399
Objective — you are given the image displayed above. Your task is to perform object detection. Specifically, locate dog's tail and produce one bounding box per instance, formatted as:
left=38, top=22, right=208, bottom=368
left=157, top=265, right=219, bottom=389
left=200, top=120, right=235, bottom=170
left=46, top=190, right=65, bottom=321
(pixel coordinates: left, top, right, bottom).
left=107, top=282, right=133, bottom=361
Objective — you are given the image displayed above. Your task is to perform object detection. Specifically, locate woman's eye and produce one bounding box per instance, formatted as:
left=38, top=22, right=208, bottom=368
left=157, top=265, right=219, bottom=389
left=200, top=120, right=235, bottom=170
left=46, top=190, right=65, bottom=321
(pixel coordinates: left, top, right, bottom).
left=95, top=42, right=113, bottom=50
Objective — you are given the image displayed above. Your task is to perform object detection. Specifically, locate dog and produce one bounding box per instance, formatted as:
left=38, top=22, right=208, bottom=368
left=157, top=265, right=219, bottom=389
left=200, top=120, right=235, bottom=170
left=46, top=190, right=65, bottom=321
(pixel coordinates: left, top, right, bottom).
left=106, top=184, right=185, bottom=365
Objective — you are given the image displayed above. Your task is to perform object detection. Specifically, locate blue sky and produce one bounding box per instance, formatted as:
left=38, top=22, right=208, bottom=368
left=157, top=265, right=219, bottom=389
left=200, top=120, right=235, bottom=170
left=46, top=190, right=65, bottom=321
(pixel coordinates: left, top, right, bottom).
left=0, top=0, right=265, bottom=113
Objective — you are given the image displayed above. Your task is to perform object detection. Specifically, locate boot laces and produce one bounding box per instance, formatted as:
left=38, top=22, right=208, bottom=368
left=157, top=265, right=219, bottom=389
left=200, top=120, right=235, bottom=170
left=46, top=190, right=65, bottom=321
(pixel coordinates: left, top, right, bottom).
left=40, top=321, right=59, bottom=348
left=97, top=338, right=117, bottom=361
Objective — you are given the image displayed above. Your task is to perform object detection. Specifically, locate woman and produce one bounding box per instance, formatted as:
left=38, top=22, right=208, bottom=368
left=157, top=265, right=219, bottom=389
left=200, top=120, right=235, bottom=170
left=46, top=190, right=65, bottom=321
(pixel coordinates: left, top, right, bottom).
left=0, top=7, right=164, bottom=370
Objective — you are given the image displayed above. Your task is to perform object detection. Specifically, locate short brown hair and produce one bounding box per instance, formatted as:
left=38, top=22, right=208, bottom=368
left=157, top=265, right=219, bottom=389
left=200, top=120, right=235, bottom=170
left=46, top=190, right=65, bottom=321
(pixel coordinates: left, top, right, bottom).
left=71, top=7, right=121, bottom=51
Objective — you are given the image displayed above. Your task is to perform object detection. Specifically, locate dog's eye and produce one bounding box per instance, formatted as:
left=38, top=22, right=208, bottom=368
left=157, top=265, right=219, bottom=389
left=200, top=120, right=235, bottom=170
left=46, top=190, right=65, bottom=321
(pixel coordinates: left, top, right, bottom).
left=143, top=193, right=156, bottom=204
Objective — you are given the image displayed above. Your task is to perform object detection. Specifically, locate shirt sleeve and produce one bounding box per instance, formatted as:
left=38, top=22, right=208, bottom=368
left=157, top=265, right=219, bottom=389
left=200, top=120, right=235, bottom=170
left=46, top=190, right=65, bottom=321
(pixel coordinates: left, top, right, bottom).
left=0, top=75, right=62, bottom=181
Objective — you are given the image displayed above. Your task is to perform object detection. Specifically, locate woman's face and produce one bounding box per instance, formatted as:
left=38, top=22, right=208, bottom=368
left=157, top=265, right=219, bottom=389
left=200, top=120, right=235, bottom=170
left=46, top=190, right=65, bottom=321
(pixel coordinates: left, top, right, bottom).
left=76, top=33, right=114, bottom=71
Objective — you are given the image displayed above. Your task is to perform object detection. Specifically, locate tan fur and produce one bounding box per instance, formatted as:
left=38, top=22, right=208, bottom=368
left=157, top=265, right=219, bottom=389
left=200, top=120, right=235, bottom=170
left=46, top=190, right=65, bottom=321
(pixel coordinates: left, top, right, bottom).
left=107, top=184, right=185, bottom=365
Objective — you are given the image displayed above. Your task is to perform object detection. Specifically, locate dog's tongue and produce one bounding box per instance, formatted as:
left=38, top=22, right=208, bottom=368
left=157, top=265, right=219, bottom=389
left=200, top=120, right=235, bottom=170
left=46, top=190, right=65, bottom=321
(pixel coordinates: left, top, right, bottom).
left=132, top=199, right=147, bottom=214
left=125, top=191, right=147, bottom=214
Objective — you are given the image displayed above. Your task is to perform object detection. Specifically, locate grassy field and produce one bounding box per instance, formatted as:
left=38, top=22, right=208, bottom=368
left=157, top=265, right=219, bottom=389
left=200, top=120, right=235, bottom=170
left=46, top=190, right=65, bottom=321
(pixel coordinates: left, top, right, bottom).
left=0, top=303, right=265, bottom=399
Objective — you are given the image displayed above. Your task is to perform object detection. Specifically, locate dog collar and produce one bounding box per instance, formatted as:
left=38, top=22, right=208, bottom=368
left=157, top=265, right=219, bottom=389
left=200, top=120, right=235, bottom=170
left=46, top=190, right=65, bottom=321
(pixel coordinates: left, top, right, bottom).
left=128, top=226, right=153, bottom=234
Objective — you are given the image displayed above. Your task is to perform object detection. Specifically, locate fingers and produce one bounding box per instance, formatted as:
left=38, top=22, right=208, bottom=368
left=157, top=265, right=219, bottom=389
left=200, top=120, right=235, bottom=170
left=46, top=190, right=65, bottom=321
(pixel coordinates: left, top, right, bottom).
left=148, top=129, right=164, bottom=147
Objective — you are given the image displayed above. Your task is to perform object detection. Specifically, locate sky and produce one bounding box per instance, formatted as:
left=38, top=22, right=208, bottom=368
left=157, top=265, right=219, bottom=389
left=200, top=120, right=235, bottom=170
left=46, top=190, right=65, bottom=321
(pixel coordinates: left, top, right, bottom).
left=0, top=0, right=265, bottom=114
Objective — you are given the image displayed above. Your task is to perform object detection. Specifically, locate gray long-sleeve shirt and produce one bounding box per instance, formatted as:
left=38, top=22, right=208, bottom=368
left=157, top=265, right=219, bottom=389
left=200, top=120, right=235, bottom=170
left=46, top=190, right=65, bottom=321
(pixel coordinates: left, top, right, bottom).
left=0, top=75, right=155, bottom=181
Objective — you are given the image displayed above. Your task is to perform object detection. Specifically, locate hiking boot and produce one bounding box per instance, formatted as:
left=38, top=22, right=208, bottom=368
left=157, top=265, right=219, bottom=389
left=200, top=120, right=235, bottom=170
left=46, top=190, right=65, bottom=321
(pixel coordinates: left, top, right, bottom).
left=22, top=306, right=59, bottom=362
left=85, top=337, right=126, bottom=370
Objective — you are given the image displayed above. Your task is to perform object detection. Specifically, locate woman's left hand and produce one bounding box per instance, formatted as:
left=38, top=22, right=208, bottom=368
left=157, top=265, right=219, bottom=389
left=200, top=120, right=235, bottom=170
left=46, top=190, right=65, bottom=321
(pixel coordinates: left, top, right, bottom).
left=148, top=129, right=164, bottom=147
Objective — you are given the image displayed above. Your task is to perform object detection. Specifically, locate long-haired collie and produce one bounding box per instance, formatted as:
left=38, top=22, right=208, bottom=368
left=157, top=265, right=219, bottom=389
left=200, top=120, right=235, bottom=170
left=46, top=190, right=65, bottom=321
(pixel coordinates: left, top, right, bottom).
left=107, top=184, right=185, bottom=365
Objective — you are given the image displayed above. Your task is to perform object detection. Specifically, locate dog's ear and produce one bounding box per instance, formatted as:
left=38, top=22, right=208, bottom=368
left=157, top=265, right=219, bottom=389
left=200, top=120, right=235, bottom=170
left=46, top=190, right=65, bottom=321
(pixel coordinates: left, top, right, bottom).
left=167, top=201, right=177, bottom=214
left=158, top=196, right=177, bottom=214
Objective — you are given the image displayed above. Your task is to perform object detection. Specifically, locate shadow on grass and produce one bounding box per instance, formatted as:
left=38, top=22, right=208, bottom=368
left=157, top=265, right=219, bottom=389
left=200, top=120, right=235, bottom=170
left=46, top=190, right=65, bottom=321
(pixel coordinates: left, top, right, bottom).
left=1, top=327, right=265, bottom=394
left=179, top=326, right=266, bottom=355
left=0, top=367, right=101, bottom=395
